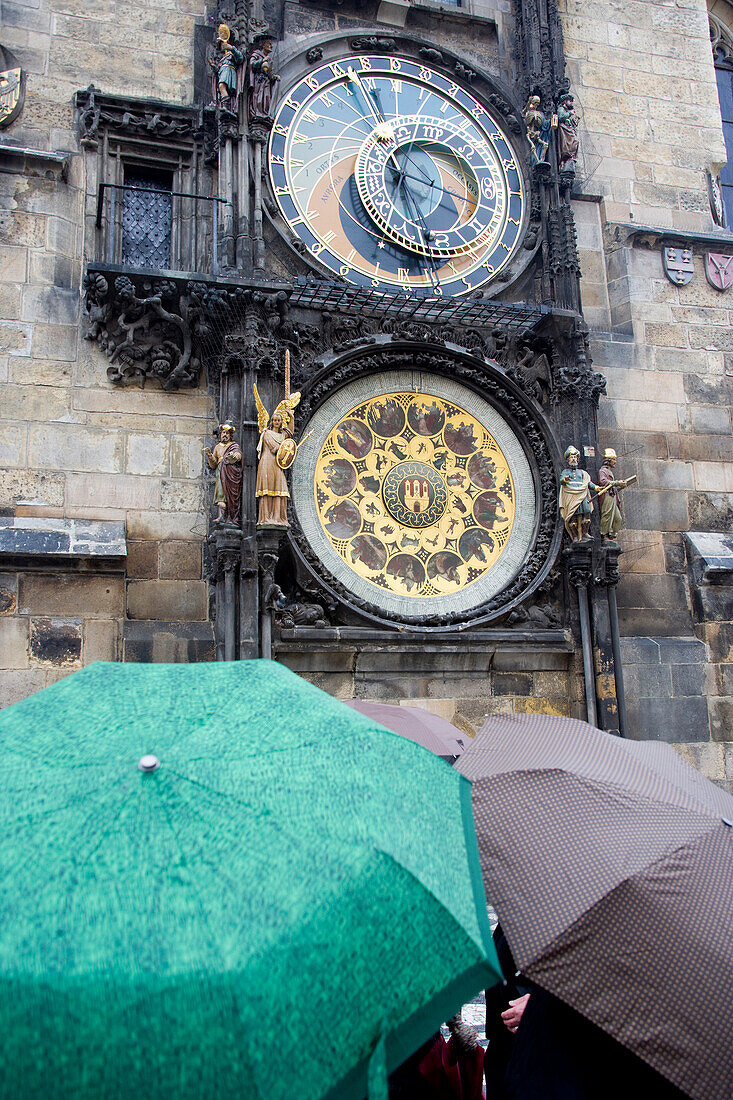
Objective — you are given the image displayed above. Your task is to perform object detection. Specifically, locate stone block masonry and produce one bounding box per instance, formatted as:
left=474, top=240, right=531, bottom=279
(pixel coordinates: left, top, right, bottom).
left=0, top=0, right=213, bottom=699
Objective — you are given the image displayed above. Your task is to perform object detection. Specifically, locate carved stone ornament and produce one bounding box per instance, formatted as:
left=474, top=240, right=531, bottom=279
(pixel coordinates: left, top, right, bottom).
left=75, top=85, right=196, bottom=149
left=705, top=253, right=733, bottom=292
left=287, top=340, right=563, bottom=630
left=82, top=268, right=289, bottom=390
left=662, top=246, right=694, bottom=286
left=707, top=171, right=726, bottom=229
left=0, top=44, right=24, bottom=129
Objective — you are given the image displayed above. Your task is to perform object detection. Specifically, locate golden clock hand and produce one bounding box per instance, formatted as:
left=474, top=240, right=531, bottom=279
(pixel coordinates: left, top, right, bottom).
left=347, top=68, right=387, bottom=127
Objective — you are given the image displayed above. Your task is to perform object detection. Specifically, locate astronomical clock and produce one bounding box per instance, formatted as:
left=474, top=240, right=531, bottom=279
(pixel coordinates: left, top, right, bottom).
left=268, top=53, right=526, bottom=295
left=259, top=40, right=561, bottom=628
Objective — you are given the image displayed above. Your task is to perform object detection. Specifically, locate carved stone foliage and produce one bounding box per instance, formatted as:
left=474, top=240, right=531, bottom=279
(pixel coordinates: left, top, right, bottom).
left=75, top=85, right=197, bottom=148
left=82, top=268, right=289, bottom=389
left=288, top=342, right=564, bottom=630
left=273, top=306, right=605, bottom=413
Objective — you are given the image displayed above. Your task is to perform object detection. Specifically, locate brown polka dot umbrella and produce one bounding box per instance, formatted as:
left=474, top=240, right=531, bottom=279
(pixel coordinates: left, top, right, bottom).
left=456, top=713, right=733, bottom=1100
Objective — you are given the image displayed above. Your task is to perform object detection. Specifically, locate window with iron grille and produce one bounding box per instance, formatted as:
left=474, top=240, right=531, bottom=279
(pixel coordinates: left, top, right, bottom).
left=121, top=167, right=173, bottom=269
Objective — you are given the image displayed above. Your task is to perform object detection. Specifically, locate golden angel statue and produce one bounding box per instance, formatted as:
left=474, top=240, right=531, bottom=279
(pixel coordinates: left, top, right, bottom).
left=254, top=383, right=301, bottom=526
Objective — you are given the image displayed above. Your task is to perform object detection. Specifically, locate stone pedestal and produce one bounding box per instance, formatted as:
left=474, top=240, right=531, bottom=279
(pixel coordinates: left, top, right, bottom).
left=256, top=525, right=286, bottom=658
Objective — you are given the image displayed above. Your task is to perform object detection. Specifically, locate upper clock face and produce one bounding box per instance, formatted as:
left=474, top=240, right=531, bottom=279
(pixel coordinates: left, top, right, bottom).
left=268, top=55, right=526, bottom=295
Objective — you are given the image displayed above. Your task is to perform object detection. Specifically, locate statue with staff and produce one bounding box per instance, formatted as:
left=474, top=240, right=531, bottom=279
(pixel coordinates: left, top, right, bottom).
left=596, top=448, right=636, bottom=542
left=253, top=351, right=311, bottom=527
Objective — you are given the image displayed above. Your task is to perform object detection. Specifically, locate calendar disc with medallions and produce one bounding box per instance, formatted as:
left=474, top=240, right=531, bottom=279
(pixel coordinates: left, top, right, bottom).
left=268, top=55, right=526, bottom=295
left=292, top=374, right=537, bottom=619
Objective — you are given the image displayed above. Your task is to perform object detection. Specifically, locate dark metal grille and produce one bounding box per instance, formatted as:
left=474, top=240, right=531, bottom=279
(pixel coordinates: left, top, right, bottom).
left=289, top=277, right=548, bottom=331
left=121, top=171, right=172, bottom=269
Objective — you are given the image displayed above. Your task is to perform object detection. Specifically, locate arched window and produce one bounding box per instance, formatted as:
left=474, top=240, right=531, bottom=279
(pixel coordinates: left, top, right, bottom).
left=710, top=10, right=733, bottom=225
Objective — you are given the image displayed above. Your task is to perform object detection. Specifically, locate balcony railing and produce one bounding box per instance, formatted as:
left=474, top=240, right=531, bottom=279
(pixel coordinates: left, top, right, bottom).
left=95, top=183, right=227, bottom=277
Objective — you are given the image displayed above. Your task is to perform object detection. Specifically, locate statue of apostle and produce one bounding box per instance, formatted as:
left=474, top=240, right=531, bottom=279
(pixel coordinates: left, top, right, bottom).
left=247, top=35, right=280, bottom=122
left=253, top=385, right=301, bottom=527
left=597, top=448, right=635, bottom=542
left=205, top=422, right=243, bottom=526
left=558, top=445, right=598, bottom=542
left=208, top=24, right=244, bottom=109
left=555, top=92, right=580, bottom=171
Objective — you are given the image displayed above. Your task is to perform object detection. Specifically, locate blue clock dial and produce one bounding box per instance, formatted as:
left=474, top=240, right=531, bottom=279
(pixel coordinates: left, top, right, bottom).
left=268, top=55, right=526, bottom=295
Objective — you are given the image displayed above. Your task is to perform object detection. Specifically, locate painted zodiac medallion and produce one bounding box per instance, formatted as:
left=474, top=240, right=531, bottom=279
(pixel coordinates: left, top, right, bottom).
left=309, top=388, right=519, bottom=601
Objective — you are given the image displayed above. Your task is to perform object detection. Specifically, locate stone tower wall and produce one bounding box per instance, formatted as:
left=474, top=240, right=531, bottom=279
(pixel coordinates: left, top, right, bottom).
left=0, top=0, right=213, bottom=703
left=564, top=0, right=733, bottom=779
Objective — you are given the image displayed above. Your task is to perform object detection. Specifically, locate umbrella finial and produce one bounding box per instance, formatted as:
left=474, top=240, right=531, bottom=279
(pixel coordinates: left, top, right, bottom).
left=138, top=754, right=160, bottom=772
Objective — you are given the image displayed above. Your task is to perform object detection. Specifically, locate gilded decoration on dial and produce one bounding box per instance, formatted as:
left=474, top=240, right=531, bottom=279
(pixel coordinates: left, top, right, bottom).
left=268, top=55, right=525, bottom=294
left=313, top=392, right=516, bottom=598
left=382, top=461, right=448, bottom=528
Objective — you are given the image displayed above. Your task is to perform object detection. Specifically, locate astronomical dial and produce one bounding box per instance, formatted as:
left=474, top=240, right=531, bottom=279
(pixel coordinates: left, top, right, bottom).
left=268, top=55, right=526, bottom=295
left=292, top=373, right=538, bottom=620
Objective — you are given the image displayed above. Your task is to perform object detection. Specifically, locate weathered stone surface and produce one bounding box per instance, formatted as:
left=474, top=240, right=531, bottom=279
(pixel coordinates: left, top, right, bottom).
left=0, top=668, right=47, bottom=708
left=709, top=697, right=733, bottom=742
left=125, top=540, right=159, bottom=579
left=0, top=616, right=29, bottom=668
left=622, top=489, right=689, bottom=533
left=0, top=471, right=65, bottom=509
left=83, top=618, right=120, bottom=662
left=28, top=425, right=122, bottom=475
left=673, top=741, right=726, bottom=782
left=671, top=663, right=705, bottom=697
left=122, top=620, right=215, bottom=663
left=618, top=606, right=694, bottom=637
left=126, top=434, right=170, bottom=478
left=160, top=479, right=203, bottom=513
left=158, top=540, right=201, bottom=580
left=513, top=696, right=571, bottom=716
left=18, top=575, right=124, bottom=617
left=627, top=696, right=710, bottom=742
left=0, top=574, right=17, bottom=615
left=491, top=649, right=571, bottom=671
left=492, top=672, right=533, bottom=696
left=125, top=579, right=208, bottom=622
left=28, top=618, right=82, bottom=665
left=66, top=473, right=159, bottom=513
left=617, top=573, right=689, bottom=611
left=0, top=518, right=126, bottom=558
left=688, top=492, right=733, bottom=533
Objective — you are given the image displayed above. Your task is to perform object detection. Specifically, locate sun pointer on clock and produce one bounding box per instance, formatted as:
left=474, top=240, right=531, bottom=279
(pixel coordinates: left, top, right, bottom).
left=268, top=54, right=526, bottom=295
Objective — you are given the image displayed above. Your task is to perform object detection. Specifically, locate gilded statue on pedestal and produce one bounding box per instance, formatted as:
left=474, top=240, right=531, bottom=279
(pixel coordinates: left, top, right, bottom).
left=205, top=422, right=243, bottom=526
left=559, top=445, right=597, bottom=542
left=209, top=24, right=244, bottom=110
left=597, top=448, right=636, bottom=542
left=253, top=377, right=301, bottom=527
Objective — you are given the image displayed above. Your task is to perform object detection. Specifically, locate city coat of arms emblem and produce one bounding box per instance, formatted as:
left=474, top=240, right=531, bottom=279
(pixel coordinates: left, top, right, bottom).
left=662, top=246, right=694, bottom=286
left=705, top=253, right=733, bottom=292
left=0, top=45, right=24, bottom=129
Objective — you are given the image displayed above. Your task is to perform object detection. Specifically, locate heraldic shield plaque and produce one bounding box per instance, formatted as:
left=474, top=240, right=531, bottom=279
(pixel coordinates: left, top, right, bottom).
left=0, top=45, right=24, bottom=129
left=292, top=372, right=537, bottom=620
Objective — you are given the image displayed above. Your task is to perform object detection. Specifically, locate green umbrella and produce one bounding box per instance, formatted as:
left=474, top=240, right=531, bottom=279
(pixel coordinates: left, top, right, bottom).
left=0, top=660, right=498, bottom=1100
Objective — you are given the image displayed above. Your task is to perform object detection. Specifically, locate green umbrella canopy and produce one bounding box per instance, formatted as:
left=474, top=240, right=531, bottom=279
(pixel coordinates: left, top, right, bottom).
left=0, top=660, right=498, bottom=1100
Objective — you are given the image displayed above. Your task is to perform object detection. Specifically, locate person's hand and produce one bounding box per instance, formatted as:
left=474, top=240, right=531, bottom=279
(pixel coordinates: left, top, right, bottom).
left=501, top=993, right=530, bottom=1033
